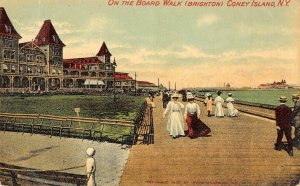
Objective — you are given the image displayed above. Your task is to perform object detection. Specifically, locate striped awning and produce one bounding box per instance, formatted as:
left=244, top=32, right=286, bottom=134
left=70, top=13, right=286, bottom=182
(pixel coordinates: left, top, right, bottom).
left=84, top=79, right=105, bottom=85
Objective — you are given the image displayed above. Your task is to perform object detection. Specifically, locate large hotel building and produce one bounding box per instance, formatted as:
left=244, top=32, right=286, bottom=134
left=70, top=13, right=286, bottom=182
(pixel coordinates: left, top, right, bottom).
left=0, top=7, right=158, bottom=93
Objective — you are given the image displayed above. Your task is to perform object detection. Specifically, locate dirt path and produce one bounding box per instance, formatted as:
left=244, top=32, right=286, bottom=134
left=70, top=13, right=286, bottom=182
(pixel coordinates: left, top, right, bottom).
left=120, top=98, right=300, bottom=186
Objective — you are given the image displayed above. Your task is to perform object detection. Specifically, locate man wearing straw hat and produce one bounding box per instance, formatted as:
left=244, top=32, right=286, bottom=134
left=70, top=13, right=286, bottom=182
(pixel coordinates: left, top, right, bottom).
left=274, top=96, right=293, bottom=156
left=291, top=93, right=300, bottom=148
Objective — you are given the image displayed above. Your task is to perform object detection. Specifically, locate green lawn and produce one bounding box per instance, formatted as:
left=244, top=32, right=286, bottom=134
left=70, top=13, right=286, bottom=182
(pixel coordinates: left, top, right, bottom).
left=0, top=95, right=145, bottom=121
left=194, top=89, right=299, bottom=107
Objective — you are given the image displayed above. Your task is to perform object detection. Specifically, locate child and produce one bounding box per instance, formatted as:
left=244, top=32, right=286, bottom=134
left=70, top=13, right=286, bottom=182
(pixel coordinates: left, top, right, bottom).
left=204, top=93, right=213, bottom=117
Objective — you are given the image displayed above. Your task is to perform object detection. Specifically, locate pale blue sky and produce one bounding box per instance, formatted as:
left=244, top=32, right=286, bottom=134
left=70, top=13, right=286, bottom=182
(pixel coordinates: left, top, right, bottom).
left=1, top=0, right=299, bottom=88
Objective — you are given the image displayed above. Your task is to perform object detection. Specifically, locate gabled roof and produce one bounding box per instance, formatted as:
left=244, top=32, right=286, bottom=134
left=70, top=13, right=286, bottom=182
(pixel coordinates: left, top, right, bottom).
left=115, top=72, right=133, bottom=80
left=34, top=20, right=65, bottom=47
left=19, top=41, right=43, bottom=52
left=96, top=42, right=111, bottom=56
left=0, top=7, right=22, bottom=39
left=63, top=57, right=104, bottom=65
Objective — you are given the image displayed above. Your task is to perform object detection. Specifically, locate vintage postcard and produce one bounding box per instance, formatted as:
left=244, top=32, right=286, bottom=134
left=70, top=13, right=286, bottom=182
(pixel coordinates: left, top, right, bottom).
left=0, top=0, right=299, bottom=185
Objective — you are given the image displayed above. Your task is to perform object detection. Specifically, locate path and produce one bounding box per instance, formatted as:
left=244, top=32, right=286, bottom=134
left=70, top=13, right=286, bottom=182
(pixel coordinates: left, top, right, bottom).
left=120, top=98, right=300, bottom=185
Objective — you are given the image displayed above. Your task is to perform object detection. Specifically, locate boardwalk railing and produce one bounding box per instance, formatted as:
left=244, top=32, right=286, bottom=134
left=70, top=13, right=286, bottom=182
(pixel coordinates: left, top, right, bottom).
left=133, top=101, right=154, bottom=145
left=0, top=162, right=86, bottom=186
left=0, top=112, right=135, bottom=144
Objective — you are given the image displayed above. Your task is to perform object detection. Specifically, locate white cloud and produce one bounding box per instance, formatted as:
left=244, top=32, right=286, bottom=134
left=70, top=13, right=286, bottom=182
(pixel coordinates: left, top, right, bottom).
left=113, top=45, right=299, bottom=88
left=197, top=14, right=218, bottom=27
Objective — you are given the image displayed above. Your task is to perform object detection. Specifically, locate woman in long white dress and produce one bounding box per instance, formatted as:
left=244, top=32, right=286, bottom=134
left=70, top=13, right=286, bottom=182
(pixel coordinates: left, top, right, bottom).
left=214, top=90, right=224, bottom=117
left=226, top=93, right=237, bottom=117
left=163, top=93, right=185, bottom=139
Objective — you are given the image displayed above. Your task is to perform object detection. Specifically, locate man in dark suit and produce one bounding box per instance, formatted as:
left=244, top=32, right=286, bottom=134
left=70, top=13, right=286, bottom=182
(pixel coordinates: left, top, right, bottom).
left=162, top=90, right=170, bottom=108
left=274, top=96, right=293, bottom=156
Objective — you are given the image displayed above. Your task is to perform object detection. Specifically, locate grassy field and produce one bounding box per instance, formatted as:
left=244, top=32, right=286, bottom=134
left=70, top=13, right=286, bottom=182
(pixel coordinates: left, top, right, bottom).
left=194, top=89, right=299, bottom=107
left=0, top=95, right=145, bottom=121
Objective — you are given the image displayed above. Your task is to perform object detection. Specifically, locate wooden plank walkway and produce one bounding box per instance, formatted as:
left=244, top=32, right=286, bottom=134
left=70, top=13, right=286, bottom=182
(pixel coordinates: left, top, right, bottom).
left=120, top=98, right=300, bottom=186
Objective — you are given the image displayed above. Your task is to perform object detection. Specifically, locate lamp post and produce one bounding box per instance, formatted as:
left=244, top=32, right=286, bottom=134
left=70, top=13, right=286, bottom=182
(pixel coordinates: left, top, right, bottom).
left=112, top=59, right=117, bottom=103
left=135, top=72, right=137, bottom=96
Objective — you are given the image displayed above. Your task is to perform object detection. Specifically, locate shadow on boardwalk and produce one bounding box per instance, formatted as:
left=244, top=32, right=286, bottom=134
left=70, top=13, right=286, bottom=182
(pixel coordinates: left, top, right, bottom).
left=120, top=98, right=300, bottom=186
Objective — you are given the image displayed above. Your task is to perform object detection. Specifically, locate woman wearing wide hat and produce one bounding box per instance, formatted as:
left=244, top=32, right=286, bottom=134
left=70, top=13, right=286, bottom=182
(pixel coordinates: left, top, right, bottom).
left=163, top=93, right=185, bottom=139
left=184, top=94, right=211, bottom=138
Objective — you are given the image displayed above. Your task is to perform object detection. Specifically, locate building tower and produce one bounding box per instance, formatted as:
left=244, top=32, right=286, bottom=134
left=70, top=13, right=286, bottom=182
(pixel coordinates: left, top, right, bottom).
left=34, top=20, right=65, bottom=77
left=0, top=7, right=22, bottom=78
left=34, top=20, right=65, bottom=91
left=96, top=42, right=113, bottom=89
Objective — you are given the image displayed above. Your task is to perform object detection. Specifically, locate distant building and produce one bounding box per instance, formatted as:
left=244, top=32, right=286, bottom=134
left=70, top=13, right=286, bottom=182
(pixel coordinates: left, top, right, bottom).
left=114, top=72, right=135, bottom=93
left=258, top=79, right=288, bottom=89
left=137, top=81, right=158, bottom=91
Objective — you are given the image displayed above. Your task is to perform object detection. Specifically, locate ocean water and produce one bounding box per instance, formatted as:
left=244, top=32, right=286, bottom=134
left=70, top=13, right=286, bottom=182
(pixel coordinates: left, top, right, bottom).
left=194, top=89, right=299, bottom=107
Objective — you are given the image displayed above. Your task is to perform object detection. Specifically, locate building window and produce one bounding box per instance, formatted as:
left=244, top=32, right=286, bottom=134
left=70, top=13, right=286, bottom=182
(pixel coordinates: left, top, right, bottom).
left=27, top=67, right=32, bottom=74
left=105, top=55, right=110, bottom=63
left=53, top=47, right=61, bottom=56
left=11, top=51, right=16, bottom=62
left=5, top=25, right=11, bottom=33
left=42, top=38, right=46, bottom=42
left=26, top=54, right=34, bottom=62
left=2, top=64, right=8, bottom=73
left=52, top=35, right=57, bottom=42
left=19, top=66, right=24, bottom=74
left=36, top=55, right=45, bottom=63
left=19, top=53, right=25, bottom=62
left=3, top=50, right=10, bottom=61
left=4, top=39, right=13, bottom=48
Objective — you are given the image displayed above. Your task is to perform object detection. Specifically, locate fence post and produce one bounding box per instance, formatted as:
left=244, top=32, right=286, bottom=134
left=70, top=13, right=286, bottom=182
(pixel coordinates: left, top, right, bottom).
left=11, top=171, right=18, bottom=186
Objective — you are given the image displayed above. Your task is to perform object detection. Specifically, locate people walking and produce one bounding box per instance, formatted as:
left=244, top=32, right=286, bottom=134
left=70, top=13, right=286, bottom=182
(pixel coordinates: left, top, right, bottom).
left=274, top=96, right=293, bottom=156
left=204, top=93, right=213, bottom=117
left=291, top=93, right=300, bottom=149
left=163, top=93, right=185, bottom=139
left=146, top=94, right=156, bottom=108
left=184, top=94, right=211, bottom=138
left=226, top=93, right=238, bottom=117
left=214, top=90, right=224, bottom=117
left=162, top=90, right=170, bottom=108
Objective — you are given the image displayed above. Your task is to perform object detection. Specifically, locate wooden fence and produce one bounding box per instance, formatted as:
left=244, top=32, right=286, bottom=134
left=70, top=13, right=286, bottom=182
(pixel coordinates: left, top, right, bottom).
left=0, top=112, right=135, bottom=144
left=0, top=162, right=86, bottom=186
left=133, top=102, right=154, bottom=145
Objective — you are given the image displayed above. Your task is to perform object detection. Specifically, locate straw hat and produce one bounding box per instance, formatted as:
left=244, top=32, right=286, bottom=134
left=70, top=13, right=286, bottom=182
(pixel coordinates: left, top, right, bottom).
left=171, top=93, right=180, bottom=98
left=279, top=96, right=287, bottom=102
left=86, top=147, right=96, bottom=157
left=228, top=92, right=232, bottom=96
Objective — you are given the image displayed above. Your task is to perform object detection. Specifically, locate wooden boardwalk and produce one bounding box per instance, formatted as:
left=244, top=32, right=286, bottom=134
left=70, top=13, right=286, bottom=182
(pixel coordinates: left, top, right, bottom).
left=120, top=98, right=300, bottom=186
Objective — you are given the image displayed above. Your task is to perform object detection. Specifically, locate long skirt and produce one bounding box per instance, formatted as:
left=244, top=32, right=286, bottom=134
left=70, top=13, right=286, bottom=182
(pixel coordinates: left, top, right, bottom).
left=167, top=112, right=185, bottom=137
left=227, top=102, right=236, bottom=117
left=186, top=113, right=211, bottom=138
left=215, top=102, right=224, bottom=117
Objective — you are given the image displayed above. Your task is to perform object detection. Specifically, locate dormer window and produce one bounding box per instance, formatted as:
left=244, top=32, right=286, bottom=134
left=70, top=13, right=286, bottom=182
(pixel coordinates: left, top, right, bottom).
left=5, top=25, right=11, bottom=33
left=42, top=38, right=46, bottom=42
left=52, top=35, right=56, bottom=42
